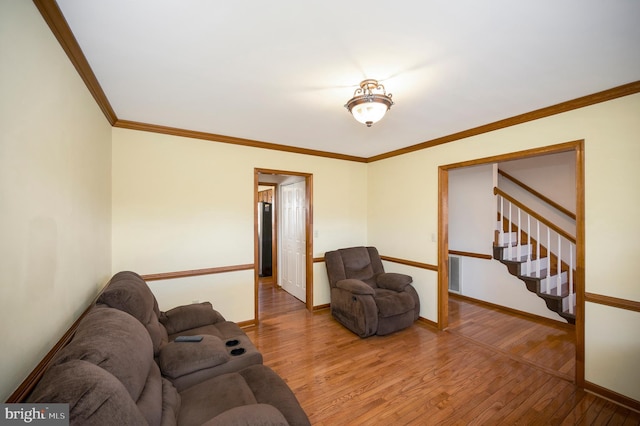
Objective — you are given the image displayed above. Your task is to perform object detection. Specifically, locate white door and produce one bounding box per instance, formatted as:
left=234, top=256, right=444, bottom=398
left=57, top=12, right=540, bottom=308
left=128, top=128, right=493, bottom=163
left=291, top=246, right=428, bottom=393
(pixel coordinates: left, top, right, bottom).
left=280, top=180, right=306, bottom=302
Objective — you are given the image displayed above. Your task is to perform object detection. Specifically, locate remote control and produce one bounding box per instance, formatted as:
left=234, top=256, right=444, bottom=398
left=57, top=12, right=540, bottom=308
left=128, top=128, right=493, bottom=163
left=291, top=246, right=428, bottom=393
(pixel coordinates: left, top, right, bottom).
left=175, top=335, right=203, bottom=342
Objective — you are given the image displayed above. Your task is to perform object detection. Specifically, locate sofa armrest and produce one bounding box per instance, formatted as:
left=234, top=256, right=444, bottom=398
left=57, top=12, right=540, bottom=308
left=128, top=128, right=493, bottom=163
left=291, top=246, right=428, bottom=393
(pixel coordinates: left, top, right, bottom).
left=158, top=335, right=229, bottom=379
left=202, top=404, right=289, bottom=426
left=376, top=273, right=413, bottom=291
left=336, top=279, right=375, bottom=295
left=160, top=302, right=225, bottom=335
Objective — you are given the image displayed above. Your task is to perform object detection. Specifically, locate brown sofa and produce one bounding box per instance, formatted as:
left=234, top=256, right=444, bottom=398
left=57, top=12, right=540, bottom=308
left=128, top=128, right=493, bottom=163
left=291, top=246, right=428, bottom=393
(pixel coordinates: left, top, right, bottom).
left=325, top=246, right=420, bottom=337
left=26, top=272, right=310, bottom=425
left=97, top=271, right=263, bottom=391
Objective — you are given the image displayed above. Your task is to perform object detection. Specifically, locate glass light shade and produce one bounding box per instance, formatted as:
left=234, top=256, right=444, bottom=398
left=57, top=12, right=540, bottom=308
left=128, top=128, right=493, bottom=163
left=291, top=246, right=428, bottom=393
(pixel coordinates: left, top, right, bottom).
left=350, top=100, right=389, bottom=127
left=345, top=80, right=393, bottom=127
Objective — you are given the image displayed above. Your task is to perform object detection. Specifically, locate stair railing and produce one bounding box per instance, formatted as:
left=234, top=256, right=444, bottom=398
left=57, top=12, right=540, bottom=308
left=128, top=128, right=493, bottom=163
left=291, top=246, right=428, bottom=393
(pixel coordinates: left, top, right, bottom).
left=494, top=187, right=576, bottom=315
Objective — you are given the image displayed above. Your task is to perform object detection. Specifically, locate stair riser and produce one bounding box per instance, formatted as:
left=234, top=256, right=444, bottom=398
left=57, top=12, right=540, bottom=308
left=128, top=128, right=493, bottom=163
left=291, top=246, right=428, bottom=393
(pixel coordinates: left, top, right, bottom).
left=518, top=258, right=549, bottom=275
left=498, top=231, right=519, bottom=246
left=540, top=272, right=569, bottom=294
left=501, top=245, right=533, bottom=261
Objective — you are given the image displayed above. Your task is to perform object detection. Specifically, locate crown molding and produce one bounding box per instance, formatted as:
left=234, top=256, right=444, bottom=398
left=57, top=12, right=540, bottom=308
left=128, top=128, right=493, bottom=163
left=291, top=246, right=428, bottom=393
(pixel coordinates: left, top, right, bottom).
left=114, top=120, right=368, bottom=162
left=35, top=1, right=640, bottom=163
left=367, top=80, right=640, bottom=162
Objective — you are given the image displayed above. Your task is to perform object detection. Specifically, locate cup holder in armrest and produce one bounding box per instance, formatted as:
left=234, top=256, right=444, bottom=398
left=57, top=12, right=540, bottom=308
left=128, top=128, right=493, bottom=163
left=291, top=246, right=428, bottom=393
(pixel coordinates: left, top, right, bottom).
left=230, top=348, right=245, bottom=356
left=225, top=339, right=240, bottom=347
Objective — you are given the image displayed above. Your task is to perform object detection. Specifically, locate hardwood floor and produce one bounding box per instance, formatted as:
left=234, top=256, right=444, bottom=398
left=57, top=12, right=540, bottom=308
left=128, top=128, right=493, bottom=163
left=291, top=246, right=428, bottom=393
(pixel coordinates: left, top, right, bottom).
left=447, top=294, right=576, bottom=382
left=246, top=278, right=640, bottom=425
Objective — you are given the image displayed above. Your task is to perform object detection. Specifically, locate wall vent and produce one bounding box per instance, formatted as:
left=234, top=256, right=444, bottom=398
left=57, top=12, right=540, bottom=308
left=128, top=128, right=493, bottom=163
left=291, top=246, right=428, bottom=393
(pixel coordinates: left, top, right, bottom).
left=448, top=255, right=462, bottom=294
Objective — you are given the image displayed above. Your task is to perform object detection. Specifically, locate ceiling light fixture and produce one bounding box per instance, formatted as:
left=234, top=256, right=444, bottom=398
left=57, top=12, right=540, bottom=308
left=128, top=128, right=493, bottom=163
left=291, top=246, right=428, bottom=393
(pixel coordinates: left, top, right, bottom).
left=345, top=79, right=394, bottom=127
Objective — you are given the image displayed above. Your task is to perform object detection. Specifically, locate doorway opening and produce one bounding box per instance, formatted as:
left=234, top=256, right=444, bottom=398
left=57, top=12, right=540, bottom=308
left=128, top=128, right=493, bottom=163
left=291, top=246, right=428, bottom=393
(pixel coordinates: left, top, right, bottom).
left=438, top=140, right=585, bottom=387
left=254, top=168, right=313, bottom=322
left=257, top=183, right=276, bottom=279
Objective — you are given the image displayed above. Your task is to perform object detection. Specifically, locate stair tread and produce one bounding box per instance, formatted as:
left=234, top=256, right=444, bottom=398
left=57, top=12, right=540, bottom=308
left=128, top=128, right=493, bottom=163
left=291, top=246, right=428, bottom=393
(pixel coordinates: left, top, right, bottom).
left=522, top=268, right=550, bottom=278
left=538, top=282, right=570, bottom=298
left=501, top=256, right=530, bottom=263
left=520, top=269, right=566, bottom=280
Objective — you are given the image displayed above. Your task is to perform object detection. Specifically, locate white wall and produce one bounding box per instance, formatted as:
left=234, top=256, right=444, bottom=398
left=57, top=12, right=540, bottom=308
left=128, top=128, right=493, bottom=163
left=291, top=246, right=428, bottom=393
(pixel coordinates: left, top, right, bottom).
left=454, top=257, right=562, bottom=321
left=449, top=164, right=495, bottom=255
left=498, top=176, right=576, bottom=237
left=368, top=93, right=640, bottom=401
left=0, top=2, right=112, bottom=401
left=448, top=165, right=562, bottom=321
left=500, top=151, right=576, bottom=213
left=111, top=128, right=368, bottom=320
left=498, top=151, right=576, bottom=237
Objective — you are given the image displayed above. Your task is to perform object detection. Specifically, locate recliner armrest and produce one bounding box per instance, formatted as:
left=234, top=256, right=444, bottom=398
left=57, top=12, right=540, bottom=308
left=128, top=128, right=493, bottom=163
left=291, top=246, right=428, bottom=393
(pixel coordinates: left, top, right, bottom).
left=160, top=302, right=225, bottom=335
left=336, top=279, right=375, bottom=295
left=204, top=404, right=289, bottom=426
left=376, top=273, right=413, bottom=291
left=158, top=335, right=229, bottom=379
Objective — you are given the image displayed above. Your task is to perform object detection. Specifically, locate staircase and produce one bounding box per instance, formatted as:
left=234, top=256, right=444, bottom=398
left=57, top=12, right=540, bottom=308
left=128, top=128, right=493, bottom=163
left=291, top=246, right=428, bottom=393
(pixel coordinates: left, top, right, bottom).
left=493, top=187, right=576, bottom=324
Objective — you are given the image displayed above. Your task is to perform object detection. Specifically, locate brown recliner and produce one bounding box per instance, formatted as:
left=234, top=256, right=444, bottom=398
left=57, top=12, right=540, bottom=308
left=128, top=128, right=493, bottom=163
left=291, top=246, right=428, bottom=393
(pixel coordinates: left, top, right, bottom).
left=324, top=246, right=420, bottom=337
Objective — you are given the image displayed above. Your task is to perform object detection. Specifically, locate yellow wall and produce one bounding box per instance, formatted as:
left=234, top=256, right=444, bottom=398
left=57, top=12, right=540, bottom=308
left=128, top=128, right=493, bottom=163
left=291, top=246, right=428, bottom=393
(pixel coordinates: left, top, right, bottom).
left=368, top=93, right=640, bottom=401
left=586, top=303, right=640, bottom=401
left=111, top=128, right=368, bottom=320
left=0, top=2, right=112, bottom=401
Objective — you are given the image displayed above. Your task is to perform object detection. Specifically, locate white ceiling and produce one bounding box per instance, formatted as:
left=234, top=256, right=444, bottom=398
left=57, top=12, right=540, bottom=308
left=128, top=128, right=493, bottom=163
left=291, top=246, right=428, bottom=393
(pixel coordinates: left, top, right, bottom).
left=55, top=0, right=640, bottom=158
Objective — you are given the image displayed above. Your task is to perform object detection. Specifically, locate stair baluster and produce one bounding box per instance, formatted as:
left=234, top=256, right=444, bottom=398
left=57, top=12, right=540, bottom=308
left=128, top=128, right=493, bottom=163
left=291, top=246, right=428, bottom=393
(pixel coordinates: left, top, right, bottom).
left=569, top=249, right=574, bottom=315
left=526, top=215, right=532, bottom=272
left=536, top=221, right=541, bottom=278
left=557, top=235, right=562, bottom=296
left=508, top=203, right=513, bottom=259
left=546, top=228, right=551, bottom=293
left=499, top=196, right=504, bottom=246
left=517, top=208, right=521, bottom=260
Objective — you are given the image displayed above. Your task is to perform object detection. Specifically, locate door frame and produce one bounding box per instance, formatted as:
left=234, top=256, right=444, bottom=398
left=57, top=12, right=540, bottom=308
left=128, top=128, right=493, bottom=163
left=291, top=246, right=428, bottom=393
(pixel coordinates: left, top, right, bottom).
left=437, top=140, right=585, bottom=387
left=254, top=168, right=314, bottom=321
